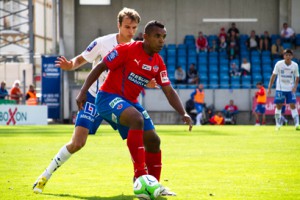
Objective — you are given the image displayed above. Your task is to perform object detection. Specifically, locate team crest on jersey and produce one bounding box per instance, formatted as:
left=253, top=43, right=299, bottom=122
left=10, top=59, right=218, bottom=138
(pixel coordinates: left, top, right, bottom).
left=142, top=64, right=152, bottom=71
left=160, top=70, right=169, bottom=83
left=107, top=50, right=118, bottom=62
left=153, top=65, right=159, bottom=72
left=84, top=102, right=97, bottom=116
left=117, top=104, right=123, bottom=110
left=86, top=41, right=97, bottom=52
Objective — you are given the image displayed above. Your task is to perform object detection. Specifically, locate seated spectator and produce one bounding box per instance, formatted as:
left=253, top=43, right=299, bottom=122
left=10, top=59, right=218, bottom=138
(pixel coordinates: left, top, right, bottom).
left=10, top=80, right=22, bottom=104
left=218, top=27, right=227, bottom=41
left=227, top=32, right=239, bottom=60
left=229, top=62, right=240, bottom=77
left=187, top=63, right=199, bottom=84
left=209, top=111, right=225, bottom=125
left=0, top=81, right=9, bottom=99
left=134, top=32, right=143, bottom=41
left=26, top=84, right=38, bottom=105
left=280, top=22, right=296, bottom=45
left=240, top=58, right=251, bottom=76
left=271, top=38, right=284, bottom=59
left=246, top=30, right=260, bottom=51
left=259, top=31, right=271, bottom=51
left=223, top=100, right=239, bottom=124
left=196, top=31, right=208, bottom=52
left=209, top=39, right=219, bottom=52
left=174, top=66, right=186, bottom=84
left=227, top=22, right=240, bottom=38
left=219, top=36, right=227, bottom=52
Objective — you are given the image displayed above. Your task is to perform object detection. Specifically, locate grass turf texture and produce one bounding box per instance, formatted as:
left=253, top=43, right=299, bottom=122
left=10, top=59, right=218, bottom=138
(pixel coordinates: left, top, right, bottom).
left=0, top=125, right=300, bottom=200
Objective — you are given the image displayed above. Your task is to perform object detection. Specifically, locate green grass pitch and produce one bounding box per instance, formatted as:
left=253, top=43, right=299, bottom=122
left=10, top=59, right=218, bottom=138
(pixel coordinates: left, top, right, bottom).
left=0, top=125, right=300, bottom=200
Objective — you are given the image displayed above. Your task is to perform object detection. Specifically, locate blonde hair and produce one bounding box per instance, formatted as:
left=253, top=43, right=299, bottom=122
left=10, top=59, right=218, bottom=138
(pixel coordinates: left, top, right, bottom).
left=117, top=7, right=141, bottom=25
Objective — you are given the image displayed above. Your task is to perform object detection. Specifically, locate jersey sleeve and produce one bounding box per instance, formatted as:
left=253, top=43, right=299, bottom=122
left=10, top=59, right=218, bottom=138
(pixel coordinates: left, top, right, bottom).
left=81, top=38, right=102, bottom=63
left=294, top=63, right=299, bottom=77
left=103, top=44, right=127, bottom=71
left=272, top=62, right=279, bottom=75
left=155, top=56, right=171, bottom=86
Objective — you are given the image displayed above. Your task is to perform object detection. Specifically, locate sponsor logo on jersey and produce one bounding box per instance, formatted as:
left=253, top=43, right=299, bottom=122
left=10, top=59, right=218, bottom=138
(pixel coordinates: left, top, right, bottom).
left=142, top=110, right=150, bottom=119
left=109, top=97, right=124, bottom=108
left=112, top=113, right=117, bottom=123
left=160, top=70, right=169, bottom=83
left=134, top=59, right=141, bottom=65
left=142, top=64, right=152, bottom=71
left=117, top=104, right=123, bottom=110
left=84, top=102, right=97, bottom=116
left=86, top=41, right=97, bottom=52
left=107, top=50, right=118, bottom=62
left=153, top=65, right=159, bottom=72
left=128, top=72, right=149, bottom=87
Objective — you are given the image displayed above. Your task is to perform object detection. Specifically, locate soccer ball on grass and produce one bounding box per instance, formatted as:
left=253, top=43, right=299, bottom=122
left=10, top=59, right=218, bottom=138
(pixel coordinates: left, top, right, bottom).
left=133, top=175, right=161, bottom=200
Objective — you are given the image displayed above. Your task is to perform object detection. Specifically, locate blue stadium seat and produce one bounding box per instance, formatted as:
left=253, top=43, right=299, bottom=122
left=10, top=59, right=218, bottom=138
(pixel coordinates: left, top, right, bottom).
left=168, top=44, right=176, bottom=50
left=167, top=49, right=176, bottom=57
left=282, top=42, right=292, bottom=49
left=251, top=56, right=261, bottom=66
left=177, top=48, right=186, bottom=56
left=271, top=34, right=280, bottom=44
left=176, top=84, right=187, bottom=89
left=187, top=84, right=197, bottom=89
left=261, top=50, right=271, bottom=57
left=220, top=80, right=230, bottom=89
left=241, top=76, right=252, bottom=88
left=251, top=50, right=261, bottom=57
left=177, top=56, right=187, bottom=66
left=199, top=73, right=208, bottom=82
left=220, top=64, right=229, bottom=73
left=198, top=64, right=208, bottom=73
left=198, top=56, right=207, bottom=65
left=167, top=56, right=176, bottom=66
left=209, top=57, right=218, bottom=65
left=252, top=73, right=263, bottom=84
left=252, top=64, right=261, bottom=73
left=177, top=44, right=186, bottom=49
left=209, top=73, right=219, bottom=81
left=209, top=64, right=218, bottom=73
left=219, top=58, right=229, bottom=66
left=230, top=76, right=240, bottom=89
left=209, top=51, right=218, bottom=58
left=209, top=79, right=219, bottom=89
left=261, top=64, right=272, bottom=74
left=262, top=57, right=272, bottom=65
left=184, top=35, right=195, bottom=45
left=188, top=56, right=197, bottom=66
left=296, top=34, right=300, bottom=46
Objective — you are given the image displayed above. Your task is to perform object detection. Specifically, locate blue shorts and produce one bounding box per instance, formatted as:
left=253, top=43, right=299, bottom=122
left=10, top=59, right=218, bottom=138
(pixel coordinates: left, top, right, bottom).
left=95, top=91, right=155, bottom=140
left=274, top=91, right=296, bottom=104
left=75, top=92, right=104, bottom=134
left=255, top=104, right=266, bottom=114
left=194, top=103, right=204, bottom=113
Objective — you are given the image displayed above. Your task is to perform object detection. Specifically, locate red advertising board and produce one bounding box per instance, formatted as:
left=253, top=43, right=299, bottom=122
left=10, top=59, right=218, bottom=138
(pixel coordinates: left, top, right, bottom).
left=252, top=97, right=300, bottom=115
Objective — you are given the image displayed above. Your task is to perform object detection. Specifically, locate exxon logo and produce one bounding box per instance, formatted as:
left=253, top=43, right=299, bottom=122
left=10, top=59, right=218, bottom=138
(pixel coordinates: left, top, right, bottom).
left=0, top=108, right=27, bottom=125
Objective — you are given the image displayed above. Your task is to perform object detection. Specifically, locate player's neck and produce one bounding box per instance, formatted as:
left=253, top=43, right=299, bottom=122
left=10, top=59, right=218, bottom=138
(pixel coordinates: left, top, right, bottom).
left=142, top=43, right=154, bottom=56
left=116, top=34, right=130, bottom=44
left=284, top=60, right=291, bottom=65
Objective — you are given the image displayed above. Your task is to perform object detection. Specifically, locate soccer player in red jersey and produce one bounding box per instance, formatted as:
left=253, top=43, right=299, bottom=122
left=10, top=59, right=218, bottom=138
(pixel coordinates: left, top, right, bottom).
left=76, top=20, right=193, bottom=196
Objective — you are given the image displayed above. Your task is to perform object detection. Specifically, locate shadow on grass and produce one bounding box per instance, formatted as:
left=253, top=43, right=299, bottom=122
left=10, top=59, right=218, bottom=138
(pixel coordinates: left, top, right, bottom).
left=42, top=193, right=167, bottom=200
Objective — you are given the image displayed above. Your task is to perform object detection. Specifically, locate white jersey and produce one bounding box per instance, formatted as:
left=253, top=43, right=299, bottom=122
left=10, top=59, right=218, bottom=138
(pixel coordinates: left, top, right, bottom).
left=272, top=60, right=299, bottom=91
left=81, top=33, right=119, bottom=97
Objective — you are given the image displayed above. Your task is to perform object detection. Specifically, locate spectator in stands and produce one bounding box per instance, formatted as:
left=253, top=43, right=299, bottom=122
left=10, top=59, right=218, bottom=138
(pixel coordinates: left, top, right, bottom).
left=223, top=100, right=239, bottom=124
left=280, top=22, right=295, bottom=45
left=134, top=32, right=143, bottom=41
left=219, top=36, right=227, bottom=52
left=187, top=63, right=199, bottom=84
left=229, top=62, right=240, bottom=77
left=246, top=30, right=260, bottom=51
left=259, top=31, right=271, bottom=51
left=227, top=31, right=239, bottom=60
left=240, top=57, right=251, bottom=76
left=218, top=27, right=227, bottom=41
left=10, top=80, right=22, bottom=104
left=174, top=66, right=186, bottom=84
left=271, top=38, right=284, bottom=59
left=209, top=39, right=218, bottom=52
left=0, top=81, right=9, bottom=100
left=190, top=84, right=205, bottom=125
left=196, top=31, right=208, bottom=52
left=209, top=111, right=224, bottom=125
left=227, top=22, right=240, bottom=38
left=26, top=84, right=38, bottom=105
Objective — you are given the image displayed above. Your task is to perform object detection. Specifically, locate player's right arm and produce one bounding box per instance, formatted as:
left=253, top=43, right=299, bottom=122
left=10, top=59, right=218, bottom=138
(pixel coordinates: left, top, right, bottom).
left=76, top=61, right=108, bottom=110
left=55, top=55, right=87, bottom=71
left=267, top=74, right=277, bottom=96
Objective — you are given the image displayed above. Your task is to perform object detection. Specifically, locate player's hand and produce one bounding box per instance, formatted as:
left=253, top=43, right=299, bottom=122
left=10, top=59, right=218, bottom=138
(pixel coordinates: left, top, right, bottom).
left=292, top=87, right=297, bottom=93
left=55, top=56, right=73, bottom=70
left=146, top=79, right=159, bottom=89
left=76, top=91, right=87, bottom=111
left=182, top=113, right=193, bottom=131
left=267, top=89, right=271, bottom=96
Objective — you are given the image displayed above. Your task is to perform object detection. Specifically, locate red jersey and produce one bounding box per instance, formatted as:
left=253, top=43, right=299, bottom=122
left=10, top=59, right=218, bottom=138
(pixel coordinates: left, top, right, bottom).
left=224, top=105, right=238, bottom=112
left=102, top=41, right=170, bottom=103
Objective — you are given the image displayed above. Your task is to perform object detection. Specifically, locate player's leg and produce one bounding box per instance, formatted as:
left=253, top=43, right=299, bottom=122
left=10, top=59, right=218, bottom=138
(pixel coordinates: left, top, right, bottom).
left=286, top=92, right=299, bottom=129
left=274, top=91, right=284, bottom=130
left=195, top=103, right=203, bottom=125
left=254, top=106, right=260, bottom=125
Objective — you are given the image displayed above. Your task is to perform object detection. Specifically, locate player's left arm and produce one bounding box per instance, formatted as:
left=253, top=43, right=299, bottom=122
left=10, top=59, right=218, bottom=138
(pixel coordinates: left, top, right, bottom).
left=293, top=65, right=299, bottom=93
left=161, top=84, right=193, bottom=131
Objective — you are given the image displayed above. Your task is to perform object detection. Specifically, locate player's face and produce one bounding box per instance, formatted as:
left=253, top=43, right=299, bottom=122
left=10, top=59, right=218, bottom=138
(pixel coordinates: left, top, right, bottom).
left=118, top=16, right=138, bottom=42
left=145, top=27, right=166, bottom=53
left=283, top=53, right=293, bottom=63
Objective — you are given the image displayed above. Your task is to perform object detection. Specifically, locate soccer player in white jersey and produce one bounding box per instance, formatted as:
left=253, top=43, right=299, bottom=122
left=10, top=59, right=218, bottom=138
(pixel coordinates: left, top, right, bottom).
left=33, top=7, right=141, bottom=193
left=267, top=49, right=300, bottom=130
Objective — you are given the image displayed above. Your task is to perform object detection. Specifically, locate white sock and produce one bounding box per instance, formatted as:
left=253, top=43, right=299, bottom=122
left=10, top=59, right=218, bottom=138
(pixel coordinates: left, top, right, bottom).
left=291, top=108, right=299, bottom=126
left=274, top=108, right=282, bottom=126
left=196, top=113, right=202, bottom=125
left=43, top=145, right=72, bottom=177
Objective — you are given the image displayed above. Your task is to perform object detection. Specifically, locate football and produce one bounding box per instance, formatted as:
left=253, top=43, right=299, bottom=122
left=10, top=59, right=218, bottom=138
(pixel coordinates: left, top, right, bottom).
left=133, top=175, right=161, bottom=200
